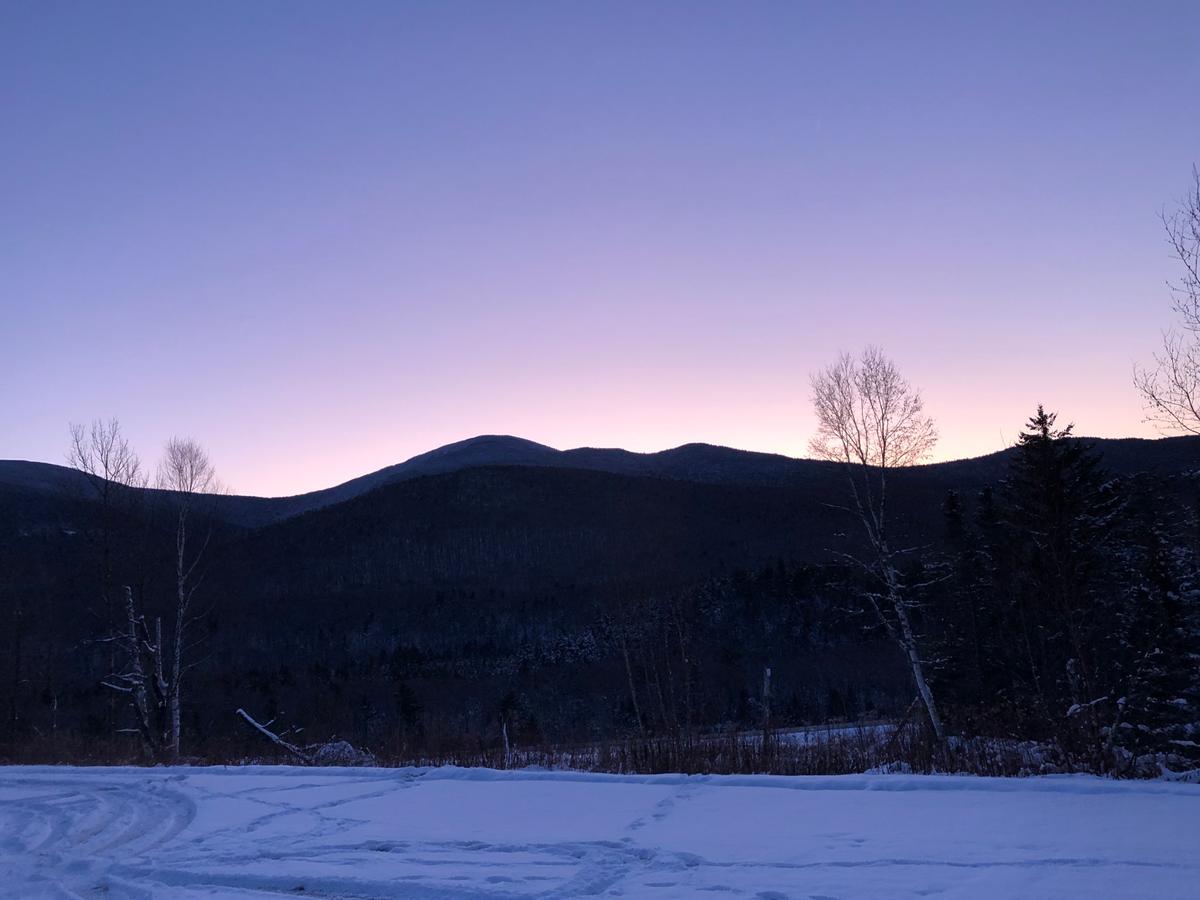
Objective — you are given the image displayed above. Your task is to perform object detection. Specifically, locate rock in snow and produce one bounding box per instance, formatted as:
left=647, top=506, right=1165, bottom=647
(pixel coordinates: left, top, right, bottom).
left=1, top=765, right=1197, bottom=898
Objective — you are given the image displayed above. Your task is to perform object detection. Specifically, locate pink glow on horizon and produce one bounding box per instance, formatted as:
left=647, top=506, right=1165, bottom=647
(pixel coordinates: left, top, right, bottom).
left=2, top=3, right=1196, bottom=496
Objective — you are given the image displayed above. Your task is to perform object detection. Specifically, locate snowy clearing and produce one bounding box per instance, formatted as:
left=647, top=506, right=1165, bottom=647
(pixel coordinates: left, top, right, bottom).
left=1, top=766, right=1197, bottom=899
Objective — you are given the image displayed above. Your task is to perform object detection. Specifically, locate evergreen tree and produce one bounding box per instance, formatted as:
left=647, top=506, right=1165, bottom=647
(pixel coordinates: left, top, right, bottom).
left=1110, top=507, right=1200, bottom=774
left=998, top=407, right=1123, bottom=755
left=937, top=408, right=1200, bottom=774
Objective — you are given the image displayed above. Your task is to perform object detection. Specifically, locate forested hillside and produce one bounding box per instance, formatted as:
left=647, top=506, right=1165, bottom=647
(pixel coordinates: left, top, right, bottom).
left=1, top=430, right=1197, bottom=771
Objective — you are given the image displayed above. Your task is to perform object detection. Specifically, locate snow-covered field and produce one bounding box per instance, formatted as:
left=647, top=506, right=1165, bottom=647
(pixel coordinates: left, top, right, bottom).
left=2, top=766, right=1197, bottom=899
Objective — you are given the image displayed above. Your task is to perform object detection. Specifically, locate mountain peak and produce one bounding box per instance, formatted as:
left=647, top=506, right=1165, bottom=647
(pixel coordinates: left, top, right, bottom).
left=5, top=433, right=1198, bottom=530
left=416, top=435, right=560, bottom=461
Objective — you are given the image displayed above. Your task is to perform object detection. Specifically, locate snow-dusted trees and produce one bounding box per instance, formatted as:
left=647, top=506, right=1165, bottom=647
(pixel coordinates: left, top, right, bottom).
left=935, top=409, right=1200, bottom=774
left=1136, top=166, right=1200, bottom=434
left=1001, top=408, right=1124, bottom=763
left=70, top=426, right=220, bottom=761
left=1110, top=516, right=1200, bottom=774
left=101, top=586, right=164, bottom=758
left=601, top=591, right=699, bottom=740
left=809, top=347, right=945, bottom=740
left=157, top=437, right=219, bottom=760
left=939, top=409, right=1121, bottom=754
left=67, top=419, right=149, bottom=732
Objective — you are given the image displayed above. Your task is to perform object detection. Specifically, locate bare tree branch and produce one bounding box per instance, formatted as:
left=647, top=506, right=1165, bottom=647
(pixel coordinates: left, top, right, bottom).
left=236, top=708, right=314, bottom=764
left=810, top=347, right=945, bottom=741
left=1137, top=166, right=1200, bottom=434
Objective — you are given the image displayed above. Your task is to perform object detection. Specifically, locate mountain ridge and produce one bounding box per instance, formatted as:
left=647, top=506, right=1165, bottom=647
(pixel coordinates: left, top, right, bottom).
left=2, top=432, right=1197, bottom=529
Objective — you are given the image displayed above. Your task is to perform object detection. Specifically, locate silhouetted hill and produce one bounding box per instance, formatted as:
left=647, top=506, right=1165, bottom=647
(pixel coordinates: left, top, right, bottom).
left=4, top=433, right=1195, bottom=530
left=2, top=432, right=1197, bottom=757
left=224, top=465, right=846, bottom=598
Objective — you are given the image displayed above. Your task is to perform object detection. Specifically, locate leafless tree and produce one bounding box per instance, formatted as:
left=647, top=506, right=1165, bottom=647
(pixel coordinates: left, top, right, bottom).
left=67, top=418, right=147, bottom=600
left=80, top=430, right=219, bottom=761
left=85, top=434, right=222, bottom=758
left=67, top=419, right=147, bottom=732
left=100, top=586, right=161, bottom=757
left=1136, top=166, right=1200, bottom=434
left=157, top=437, right=219, bottom=760
left=809, top=347, right=945, bottom=741
left=68, top=418, right=145, bottom=494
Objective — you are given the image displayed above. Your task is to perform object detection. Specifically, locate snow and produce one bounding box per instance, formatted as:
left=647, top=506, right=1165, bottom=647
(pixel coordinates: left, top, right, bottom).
left=2, top=766, right=1197, bottom=899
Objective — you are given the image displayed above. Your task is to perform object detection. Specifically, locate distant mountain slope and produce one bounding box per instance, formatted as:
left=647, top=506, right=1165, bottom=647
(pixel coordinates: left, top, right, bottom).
left=0, top=460, right=88, bottom=495
left=2, top=433, right=1197, bottom=529
left=2, top=432, right=1197, bottom=754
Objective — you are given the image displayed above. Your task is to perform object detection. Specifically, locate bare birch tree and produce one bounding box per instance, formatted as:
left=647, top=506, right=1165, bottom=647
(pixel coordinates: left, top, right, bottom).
left=67, top=418, right=147, bottom=599
left=157, top=437, right=218, bottom=760
left=1136, top=166, right=1200, bottom=434
left=67, top=419, right=147, bottom=732
left=100, top=586, right=162, bottom=758
left=809, top=346, right=945, bottom=740
left=75, top=428, right=219, bottom=760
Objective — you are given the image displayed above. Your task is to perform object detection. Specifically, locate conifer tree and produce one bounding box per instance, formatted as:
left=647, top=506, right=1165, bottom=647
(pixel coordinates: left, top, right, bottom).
left=999, top=407, right=1123, bottom=751
left=1110, top=510, right=1200, bottom=774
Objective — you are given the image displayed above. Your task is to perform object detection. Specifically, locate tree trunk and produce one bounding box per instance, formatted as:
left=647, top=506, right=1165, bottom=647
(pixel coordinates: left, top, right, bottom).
left=121, top=587, right=156, bottom=759
left=761, top=665, right=773, bottom=748
left=170, top=604, right=184, bottom=760
left=887, top=575, right=945, bottom=742
left=619, top=629, right=645, bottom=735
left=236, top=708, right=312, bottom=764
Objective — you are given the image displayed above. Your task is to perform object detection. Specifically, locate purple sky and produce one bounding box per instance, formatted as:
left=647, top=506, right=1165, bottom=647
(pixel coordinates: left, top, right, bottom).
left=4, top=2, right=1199, bottom=496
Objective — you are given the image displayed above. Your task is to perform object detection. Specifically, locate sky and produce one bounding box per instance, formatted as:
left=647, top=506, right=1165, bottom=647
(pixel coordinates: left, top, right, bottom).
left=3, top=1, right=1199, bottom=497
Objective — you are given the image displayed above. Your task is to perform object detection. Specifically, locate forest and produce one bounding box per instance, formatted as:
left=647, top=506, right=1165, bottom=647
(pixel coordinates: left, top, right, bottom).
left=2, top=409, right=1198, bottom=777
left=4, top=171, right=1200, bottom=777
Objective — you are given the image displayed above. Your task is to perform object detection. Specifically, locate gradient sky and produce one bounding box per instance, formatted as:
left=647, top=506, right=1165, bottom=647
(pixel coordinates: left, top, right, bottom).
left=3, top=2, right=1199, bottom=496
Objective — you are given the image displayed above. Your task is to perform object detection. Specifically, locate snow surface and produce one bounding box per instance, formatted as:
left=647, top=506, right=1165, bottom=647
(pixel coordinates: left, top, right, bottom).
left=2, top=765, right=1197, bottom=899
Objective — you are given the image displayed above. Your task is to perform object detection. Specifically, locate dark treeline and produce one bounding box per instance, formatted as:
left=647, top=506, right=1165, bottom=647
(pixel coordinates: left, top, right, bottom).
left=931, top=409, right=1200, bottom=775
left=1, top=494, right=908, bottom=761
left=1, top=412, right=1198, bottom=776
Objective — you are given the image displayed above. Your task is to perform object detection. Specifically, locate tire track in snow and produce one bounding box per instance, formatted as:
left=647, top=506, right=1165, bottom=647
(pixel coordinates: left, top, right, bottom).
left=0, top=775, right=194, bottom=899
left=3, top=767, right=1197, bottom=899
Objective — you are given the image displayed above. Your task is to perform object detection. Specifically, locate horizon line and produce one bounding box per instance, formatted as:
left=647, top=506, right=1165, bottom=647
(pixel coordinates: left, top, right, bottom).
left=2, top=429, right=1192, bottom=502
